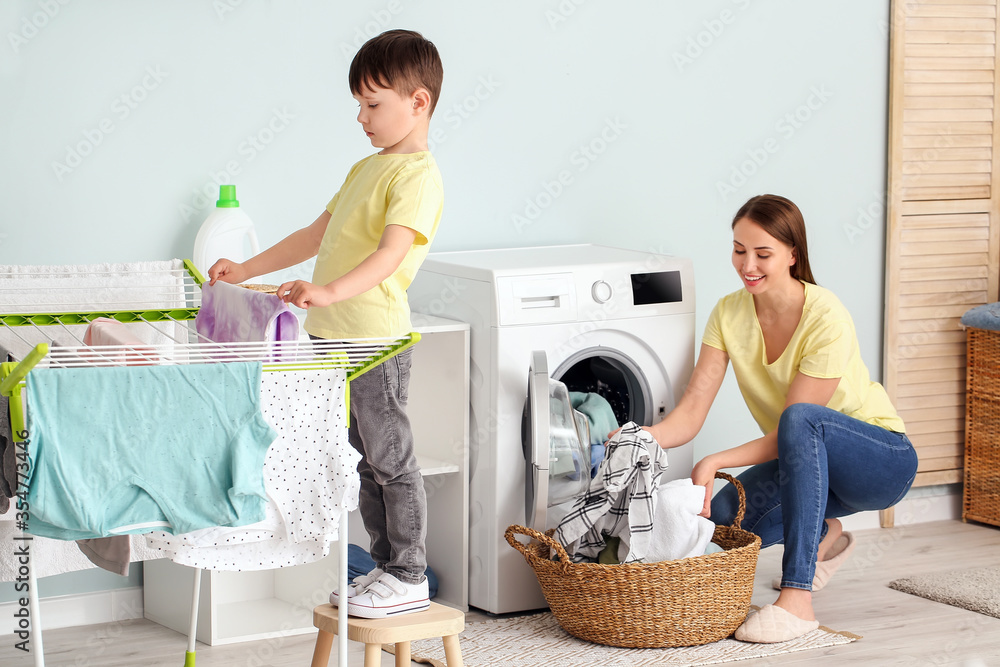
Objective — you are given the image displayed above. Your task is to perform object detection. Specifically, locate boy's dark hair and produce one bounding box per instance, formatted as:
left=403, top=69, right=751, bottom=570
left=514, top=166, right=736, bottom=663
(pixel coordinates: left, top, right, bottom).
left=349, top=29, right=443, bottom=115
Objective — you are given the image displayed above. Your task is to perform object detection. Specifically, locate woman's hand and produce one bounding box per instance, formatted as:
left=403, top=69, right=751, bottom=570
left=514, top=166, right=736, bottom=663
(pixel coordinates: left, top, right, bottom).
left=691, top=455, right=720, bottom=518
left=207, top=259, right=249, bottom=286
left=605, top=424, right=658, bottom=445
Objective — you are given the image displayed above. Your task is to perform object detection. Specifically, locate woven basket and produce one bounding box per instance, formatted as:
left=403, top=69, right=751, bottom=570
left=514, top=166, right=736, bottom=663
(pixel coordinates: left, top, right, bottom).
left=964, top=327, right=1000, bottom=527
left=237, top=283, right=280, bottom=294
left=505, top=471, right=761, bottom=648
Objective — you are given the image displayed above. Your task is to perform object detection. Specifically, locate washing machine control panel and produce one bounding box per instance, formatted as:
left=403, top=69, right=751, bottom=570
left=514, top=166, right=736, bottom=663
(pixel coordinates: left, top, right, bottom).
left=591, top=279, right=613, bottom=303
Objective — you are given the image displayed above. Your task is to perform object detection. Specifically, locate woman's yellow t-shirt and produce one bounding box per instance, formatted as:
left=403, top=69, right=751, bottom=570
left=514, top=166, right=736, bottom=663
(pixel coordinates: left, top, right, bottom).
left=304, top=151, right=443, bottom=340
left=702, top=283, right=905, bottom=434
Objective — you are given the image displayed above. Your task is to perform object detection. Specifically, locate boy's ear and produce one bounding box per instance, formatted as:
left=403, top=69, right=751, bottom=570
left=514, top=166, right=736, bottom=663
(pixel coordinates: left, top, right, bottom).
left=411, top=88, right=431, bottom=115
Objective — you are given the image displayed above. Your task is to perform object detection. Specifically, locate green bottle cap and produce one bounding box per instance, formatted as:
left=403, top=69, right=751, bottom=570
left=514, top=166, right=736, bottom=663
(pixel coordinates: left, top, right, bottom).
left=216, top=184, right=240, bottom=208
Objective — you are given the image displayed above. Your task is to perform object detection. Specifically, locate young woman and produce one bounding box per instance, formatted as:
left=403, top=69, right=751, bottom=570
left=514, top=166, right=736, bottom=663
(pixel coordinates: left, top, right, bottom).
left=645, top=194, right=917, bottom=642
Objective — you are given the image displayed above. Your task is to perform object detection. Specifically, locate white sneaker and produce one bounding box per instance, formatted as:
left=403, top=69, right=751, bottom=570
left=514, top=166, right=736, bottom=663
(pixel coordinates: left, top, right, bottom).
left=329, top=567, right=384, bottom=606
left=346, top=572, right=430, bottom=619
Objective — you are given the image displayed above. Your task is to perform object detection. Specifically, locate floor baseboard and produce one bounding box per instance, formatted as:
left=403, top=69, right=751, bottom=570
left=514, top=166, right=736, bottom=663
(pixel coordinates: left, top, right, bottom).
left=842, top=490, right=961, bottom=532
left=0, top=586, right=143, bottom=632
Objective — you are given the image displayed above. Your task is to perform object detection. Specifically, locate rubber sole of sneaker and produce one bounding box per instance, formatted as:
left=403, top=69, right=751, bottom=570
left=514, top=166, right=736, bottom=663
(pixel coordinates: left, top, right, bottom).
left=346, top=597, right=430, bottom=619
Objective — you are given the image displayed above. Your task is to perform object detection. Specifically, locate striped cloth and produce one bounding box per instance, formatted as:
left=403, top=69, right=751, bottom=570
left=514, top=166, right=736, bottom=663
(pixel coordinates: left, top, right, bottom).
left=554, top=422, right=669, bottom=563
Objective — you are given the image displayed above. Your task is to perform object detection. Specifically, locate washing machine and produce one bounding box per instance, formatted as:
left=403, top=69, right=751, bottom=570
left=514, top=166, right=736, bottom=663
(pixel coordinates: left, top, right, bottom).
left=408, top=244, right=695, bottom=614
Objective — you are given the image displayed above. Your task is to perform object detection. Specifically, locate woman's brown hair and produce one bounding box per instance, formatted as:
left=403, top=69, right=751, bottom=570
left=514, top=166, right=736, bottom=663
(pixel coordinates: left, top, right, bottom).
left=732, top=194, right=816, bottom=285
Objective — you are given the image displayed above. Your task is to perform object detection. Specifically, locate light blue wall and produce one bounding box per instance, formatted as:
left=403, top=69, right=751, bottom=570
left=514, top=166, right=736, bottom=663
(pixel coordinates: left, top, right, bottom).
left=0, top=1, right=890, bottom=600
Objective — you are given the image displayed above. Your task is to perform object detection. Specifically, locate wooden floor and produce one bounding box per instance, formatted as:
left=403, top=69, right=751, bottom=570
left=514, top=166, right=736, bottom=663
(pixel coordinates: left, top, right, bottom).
left=2, top=519, right=999, bottom=666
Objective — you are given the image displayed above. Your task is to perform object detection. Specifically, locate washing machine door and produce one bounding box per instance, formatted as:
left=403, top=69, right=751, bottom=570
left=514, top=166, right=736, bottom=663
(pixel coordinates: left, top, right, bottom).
left=523, top=350, right=590, bottom=532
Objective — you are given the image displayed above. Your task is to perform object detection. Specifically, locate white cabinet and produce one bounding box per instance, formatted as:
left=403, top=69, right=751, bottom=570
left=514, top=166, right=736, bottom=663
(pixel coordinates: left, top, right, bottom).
left=143, top=553, right=345, bottom=645
left=382, top=313, right=470, bottom=609
left=143, top=314, right=470, bottom=645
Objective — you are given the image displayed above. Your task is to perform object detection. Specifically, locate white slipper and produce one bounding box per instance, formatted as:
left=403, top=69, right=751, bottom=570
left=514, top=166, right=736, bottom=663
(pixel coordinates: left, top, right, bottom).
left=734, top=604, right=819, bottom=643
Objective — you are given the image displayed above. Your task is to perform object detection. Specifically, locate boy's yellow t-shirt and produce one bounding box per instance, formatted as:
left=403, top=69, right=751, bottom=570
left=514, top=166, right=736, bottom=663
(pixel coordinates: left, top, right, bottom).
left=304, top=151, right=443, bottom=340
left=702, top=282, right=905, bottom=435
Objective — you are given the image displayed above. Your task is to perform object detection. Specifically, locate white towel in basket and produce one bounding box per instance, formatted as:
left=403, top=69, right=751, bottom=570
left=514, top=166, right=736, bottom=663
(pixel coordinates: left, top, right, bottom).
left=646, top=478, right=716, bottom=562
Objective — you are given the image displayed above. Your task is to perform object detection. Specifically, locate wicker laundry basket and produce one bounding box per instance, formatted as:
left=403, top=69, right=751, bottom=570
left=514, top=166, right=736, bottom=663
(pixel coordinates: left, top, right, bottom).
left=505, top=471, right=761, bottom=648
left=237, top=283, right=280, bottom=294
left=964, top=327, right=1000, bottom=528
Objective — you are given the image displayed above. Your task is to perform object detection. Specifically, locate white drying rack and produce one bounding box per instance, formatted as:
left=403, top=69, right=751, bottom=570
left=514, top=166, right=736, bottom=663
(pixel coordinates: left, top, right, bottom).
left=0, top=260, right=420, bottom=667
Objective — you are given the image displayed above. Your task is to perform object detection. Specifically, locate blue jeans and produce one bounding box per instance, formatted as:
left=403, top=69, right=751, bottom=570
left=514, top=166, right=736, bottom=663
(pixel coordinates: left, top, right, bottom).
left=313, top=337, right=427, bottom=584
left=710, top=403, right=918, bottom=590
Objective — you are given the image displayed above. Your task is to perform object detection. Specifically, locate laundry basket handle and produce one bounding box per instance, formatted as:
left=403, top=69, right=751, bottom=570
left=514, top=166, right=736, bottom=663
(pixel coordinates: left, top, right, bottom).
left=714, top=471, right=748, bottom=530
left=505, top=525, right=574, bottom=565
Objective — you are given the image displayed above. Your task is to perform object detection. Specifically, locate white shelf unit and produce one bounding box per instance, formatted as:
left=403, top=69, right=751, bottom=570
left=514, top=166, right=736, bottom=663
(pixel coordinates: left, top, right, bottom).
left=143, top=313, right=470, bottom=645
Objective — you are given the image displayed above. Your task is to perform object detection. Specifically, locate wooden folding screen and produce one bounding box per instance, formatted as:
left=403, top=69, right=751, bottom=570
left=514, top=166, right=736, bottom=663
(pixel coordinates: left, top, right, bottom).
left=884, top=0, right=1000, bottom=509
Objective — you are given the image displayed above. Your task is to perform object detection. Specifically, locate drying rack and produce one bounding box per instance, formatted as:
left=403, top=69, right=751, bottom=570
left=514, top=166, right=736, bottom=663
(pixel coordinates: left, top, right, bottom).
left=0, top=260, right=420, bottom=667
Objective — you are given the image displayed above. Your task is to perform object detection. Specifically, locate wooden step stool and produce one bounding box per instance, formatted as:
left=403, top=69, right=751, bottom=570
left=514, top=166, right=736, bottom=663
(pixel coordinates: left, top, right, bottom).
left=311, top=601, right=465, bottom=667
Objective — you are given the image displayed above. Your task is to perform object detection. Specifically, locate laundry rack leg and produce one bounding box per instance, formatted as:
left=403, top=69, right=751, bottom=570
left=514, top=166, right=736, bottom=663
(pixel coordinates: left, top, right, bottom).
left=338, top=508, right=348, bottom=667
left=185, top=568, right=202, bottom=666
left=28, top=554, right=44, bottom=667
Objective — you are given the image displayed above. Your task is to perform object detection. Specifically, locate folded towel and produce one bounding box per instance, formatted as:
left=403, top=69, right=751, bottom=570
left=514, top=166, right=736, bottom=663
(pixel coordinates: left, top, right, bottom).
left=646, top=478, right=716, bottom=562
left=961, top=302, right=1000, bottom=331
left=83, top=318, right=161, bottom=365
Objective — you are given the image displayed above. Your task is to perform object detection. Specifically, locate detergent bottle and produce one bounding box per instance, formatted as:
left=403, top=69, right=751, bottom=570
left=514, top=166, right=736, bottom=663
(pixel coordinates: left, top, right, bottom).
left=192, top=184, right=261, bottom=277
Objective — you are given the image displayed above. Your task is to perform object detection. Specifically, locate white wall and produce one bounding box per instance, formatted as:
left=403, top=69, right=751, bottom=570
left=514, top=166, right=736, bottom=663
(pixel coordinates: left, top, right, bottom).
left=0, top=0, right=893, bottom=599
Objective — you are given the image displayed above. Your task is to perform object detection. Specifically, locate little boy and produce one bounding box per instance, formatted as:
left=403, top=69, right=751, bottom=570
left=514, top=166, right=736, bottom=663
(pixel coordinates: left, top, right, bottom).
left=208, top=29, right=444, bottom=618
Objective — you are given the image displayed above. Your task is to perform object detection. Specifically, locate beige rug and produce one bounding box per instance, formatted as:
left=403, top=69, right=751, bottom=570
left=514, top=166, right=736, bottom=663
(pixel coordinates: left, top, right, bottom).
left=391, top=610, right=860, bottom=666
left=889, top=565, right=1000, bottom=619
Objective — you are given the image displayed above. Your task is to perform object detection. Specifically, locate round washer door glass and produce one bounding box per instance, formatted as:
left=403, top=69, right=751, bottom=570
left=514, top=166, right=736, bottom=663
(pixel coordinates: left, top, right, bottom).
left=554, top=348, right=653, bottom=427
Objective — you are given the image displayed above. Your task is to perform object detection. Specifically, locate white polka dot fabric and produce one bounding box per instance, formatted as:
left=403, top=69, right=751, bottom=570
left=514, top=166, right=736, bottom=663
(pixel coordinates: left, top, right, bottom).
left=145, top=368, right=359, bottom=570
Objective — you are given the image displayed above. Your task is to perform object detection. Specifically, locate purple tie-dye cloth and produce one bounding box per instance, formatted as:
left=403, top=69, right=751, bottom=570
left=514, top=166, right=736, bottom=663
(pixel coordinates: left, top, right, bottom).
left=196, top=281, right=299, bottom=347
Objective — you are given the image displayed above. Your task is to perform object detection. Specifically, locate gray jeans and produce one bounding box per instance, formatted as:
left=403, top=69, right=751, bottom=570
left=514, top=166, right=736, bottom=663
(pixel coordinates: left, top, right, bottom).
left=344, top=347, right=427, bottom=584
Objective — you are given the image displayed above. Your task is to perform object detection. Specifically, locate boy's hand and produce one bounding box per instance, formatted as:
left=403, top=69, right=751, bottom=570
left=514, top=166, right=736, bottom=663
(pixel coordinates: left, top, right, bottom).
left=277, top=280, right=335, bottom=309
left=207, top=259, right=249, bottom=286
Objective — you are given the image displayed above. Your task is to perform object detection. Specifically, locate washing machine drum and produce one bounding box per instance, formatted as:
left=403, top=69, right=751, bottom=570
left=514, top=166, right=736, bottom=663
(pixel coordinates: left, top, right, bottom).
left=556, top=354, right=649, bottom=426
left=522, top=348, right=653, bottom=531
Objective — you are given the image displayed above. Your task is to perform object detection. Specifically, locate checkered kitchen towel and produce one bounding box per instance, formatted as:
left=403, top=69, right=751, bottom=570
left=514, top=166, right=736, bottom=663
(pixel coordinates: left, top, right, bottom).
left=554, top=422, right=669, bottom=563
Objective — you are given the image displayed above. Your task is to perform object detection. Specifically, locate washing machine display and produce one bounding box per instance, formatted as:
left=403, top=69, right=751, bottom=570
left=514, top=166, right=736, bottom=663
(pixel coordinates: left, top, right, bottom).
left=409, top=244, right=695, bottom=614
left=630, top=269, right=684, bottom=305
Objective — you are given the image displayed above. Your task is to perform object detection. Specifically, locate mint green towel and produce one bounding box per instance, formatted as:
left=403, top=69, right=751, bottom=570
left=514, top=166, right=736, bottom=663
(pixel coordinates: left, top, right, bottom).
left=570, top=391, right=619, bottom=445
